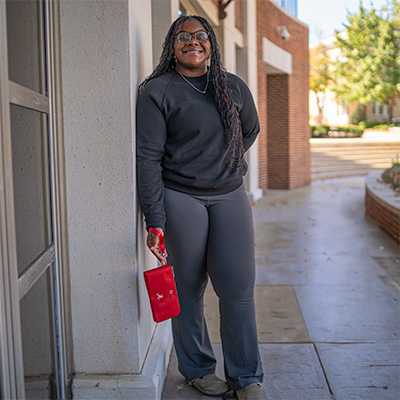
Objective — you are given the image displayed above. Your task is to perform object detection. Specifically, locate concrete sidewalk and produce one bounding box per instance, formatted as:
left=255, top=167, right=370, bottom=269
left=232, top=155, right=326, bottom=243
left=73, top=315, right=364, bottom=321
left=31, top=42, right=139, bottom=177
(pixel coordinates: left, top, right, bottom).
left=162, top=177, right=400, bottom=400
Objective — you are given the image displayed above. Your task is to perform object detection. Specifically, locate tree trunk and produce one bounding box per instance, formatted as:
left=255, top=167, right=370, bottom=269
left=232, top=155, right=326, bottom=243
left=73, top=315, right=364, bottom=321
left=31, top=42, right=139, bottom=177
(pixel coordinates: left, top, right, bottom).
left=361, top=104, right=367, bottom=116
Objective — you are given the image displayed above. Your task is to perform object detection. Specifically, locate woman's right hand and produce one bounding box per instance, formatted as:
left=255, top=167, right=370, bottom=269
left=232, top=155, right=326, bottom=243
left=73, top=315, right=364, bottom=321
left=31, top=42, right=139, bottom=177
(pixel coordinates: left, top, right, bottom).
left=147, top=228, right=168, bottom=265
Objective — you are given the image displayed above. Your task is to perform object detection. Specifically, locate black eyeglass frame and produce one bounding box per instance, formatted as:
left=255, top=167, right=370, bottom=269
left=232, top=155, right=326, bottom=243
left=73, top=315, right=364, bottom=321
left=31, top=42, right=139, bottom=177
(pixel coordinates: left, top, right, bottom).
left=175, top=30, right=210, bottom=44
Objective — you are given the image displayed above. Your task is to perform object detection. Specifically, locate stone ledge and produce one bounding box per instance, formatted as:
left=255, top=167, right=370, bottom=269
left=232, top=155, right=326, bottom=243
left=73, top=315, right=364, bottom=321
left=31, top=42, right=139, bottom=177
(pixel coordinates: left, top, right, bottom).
left=71, top=320, right=173, bottom=399
left=365, top=171, right=400, bottom=243
left=366, top=172, right=400, bottom=212
left=363, top=129, right=400, bottom=140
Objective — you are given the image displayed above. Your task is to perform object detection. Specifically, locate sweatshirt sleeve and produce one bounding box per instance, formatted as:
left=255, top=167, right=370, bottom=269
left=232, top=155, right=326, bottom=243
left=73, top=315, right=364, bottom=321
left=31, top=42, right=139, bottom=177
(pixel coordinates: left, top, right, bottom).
left=235, top=77, right=260, bottom=151
left=136, top=82, right=168, bottom=231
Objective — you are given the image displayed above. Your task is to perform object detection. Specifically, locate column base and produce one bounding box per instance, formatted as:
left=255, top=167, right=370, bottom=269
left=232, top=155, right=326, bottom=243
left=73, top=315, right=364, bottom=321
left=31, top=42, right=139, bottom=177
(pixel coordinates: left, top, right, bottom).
left=71, top=320, right=173, bottom=400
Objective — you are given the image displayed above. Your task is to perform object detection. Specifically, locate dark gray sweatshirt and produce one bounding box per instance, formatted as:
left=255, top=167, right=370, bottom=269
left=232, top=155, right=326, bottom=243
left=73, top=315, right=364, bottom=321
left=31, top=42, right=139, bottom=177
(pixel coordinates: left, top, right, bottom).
left=136, top=70, right=259, bottom=231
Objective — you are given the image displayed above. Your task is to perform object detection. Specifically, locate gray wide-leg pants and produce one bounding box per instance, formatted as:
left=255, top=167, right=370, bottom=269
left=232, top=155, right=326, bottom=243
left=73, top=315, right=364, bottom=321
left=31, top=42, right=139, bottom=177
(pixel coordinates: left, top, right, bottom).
left=164, top=183, right=263, bottom=390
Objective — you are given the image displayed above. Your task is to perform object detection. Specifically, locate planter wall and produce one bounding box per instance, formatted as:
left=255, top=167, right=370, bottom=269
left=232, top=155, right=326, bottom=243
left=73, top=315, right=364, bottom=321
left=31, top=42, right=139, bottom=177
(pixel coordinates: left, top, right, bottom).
left=365, top=172, right=400, bottom=243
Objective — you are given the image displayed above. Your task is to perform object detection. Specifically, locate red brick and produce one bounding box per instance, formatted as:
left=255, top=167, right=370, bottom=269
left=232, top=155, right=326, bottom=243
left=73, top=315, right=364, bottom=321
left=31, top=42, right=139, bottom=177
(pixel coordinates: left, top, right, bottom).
left=235, top=0, right=244, bottom=32
left=365, top=190, right=400, bottom=243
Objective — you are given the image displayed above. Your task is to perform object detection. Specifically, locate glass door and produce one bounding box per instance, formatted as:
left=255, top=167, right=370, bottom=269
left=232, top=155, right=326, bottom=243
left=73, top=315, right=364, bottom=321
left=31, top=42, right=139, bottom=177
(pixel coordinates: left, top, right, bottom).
left=0, top=0, right=67, bottom=398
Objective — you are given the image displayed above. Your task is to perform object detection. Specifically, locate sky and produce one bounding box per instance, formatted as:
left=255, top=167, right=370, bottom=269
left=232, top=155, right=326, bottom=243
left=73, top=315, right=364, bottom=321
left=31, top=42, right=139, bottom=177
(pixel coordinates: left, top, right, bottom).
left=297, top=0, right=390, bottom=44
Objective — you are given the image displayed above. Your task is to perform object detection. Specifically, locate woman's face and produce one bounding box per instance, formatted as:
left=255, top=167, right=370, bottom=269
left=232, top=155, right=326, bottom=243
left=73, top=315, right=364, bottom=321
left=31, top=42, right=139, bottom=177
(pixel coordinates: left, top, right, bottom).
left=174, top=19, right=211, bottom=76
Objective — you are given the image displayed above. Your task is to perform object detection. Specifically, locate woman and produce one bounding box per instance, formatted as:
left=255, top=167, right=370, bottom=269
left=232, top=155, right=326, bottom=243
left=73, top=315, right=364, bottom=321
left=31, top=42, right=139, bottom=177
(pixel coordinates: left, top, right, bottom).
left=137, top=15, right=267, bottom=400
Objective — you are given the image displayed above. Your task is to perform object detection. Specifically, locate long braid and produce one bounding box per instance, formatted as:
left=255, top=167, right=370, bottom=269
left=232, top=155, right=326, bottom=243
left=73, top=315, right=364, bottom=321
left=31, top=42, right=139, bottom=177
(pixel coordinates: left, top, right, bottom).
left=139, top=16, right=244, bottom=170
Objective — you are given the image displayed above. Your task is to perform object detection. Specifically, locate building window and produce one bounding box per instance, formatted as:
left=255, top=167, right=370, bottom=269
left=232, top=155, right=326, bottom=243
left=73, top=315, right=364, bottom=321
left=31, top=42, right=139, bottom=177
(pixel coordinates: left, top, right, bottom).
left=273, top=0, right=297, bottom=17
left=373, top=101, right=388, bottom=116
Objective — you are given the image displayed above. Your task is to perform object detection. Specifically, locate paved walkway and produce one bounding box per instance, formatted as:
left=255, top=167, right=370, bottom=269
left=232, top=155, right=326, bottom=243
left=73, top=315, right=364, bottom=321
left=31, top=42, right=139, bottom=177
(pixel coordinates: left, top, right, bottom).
left=162, top=177, right=400, bottom=400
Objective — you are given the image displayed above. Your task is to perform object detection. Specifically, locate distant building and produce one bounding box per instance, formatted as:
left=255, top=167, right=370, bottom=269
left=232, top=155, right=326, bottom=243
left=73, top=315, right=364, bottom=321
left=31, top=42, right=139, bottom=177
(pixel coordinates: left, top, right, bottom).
left=309, top=34, right=400, bottom=127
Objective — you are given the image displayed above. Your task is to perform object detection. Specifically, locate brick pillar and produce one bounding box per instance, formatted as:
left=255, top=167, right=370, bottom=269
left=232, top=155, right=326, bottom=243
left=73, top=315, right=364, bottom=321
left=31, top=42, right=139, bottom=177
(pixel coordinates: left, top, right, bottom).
left=258, top=68, right=268, bottom=190
left=267, top=74, right=289, bottom=188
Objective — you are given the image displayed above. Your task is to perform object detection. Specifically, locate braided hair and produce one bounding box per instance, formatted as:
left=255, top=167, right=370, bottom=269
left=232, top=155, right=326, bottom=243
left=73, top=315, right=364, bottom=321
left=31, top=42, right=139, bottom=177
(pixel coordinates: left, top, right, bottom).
left=138, top=15, right=244, bottom=170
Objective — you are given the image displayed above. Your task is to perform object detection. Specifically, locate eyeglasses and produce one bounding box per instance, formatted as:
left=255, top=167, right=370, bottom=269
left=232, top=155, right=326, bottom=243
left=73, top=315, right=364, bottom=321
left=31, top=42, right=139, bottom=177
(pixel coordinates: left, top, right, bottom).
left=175, top=30, right=210, bottom=44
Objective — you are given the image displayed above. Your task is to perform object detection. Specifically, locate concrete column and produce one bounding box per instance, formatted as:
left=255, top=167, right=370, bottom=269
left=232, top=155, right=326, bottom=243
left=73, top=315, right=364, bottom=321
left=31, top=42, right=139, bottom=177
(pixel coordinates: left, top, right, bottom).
left=238, top=0, right=262, bottom=200
left=60, top=0, right=172, bottom=397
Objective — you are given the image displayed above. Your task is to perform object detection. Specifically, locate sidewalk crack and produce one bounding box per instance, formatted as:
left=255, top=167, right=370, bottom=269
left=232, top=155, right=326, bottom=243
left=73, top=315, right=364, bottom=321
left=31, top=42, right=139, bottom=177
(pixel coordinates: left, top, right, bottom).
left=313, top=343, right=336, bottom=400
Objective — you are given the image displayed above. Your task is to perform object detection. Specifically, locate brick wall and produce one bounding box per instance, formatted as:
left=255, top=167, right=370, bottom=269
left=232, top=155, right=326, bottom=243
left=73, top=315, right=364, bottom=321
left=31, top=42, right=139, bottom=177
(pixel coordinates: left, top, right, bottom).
left=257, top=0, right=310, bottom=190
left=235, top=0, right=244, bottom=32
left=365, top=189, right=400, bottom=243
left=258, top=53, right=269, bottom=189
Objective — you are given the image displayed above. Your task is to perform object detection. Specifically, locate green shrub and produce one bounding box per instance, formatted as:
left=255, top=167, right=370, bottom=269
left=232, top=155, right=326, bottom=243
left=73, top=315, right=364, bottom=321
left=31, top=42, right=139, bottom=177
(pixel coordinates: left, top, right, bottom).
left=341, top=125, right=364, bottom=134
left=358, top=121, right=367, bottom=129
left=311, top=125, right=330, bottom=137
left=315, top=125, right=329, bottom=134
left=369, top=124, right=395, bottom=130
left=381, top=155, right=400, bottom=193
left=372, top=124, right=389, bottom=130
left=358, top=120, right=389, bottom=129
left=311, top=124, right=364, bottom=138
left=328, top=125, right=364, bottom=137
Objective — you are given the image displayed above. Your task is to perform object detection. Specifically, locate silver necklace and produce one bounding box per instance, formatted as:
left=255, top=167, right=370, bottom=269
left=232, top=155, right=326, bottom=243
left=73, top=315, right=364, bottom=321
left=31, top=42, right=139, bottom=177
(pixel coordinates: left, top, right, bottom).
left=177, top=70, right=209, bottom=94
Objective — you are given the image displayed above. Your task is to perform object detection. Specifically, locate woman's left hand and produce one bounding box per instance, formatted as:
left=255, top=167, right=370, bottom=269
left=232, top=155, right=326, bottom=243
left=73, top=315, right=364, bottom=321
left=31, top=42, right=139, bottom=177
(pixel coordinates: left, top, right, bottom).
left=147, top=228, right=168, bottom=264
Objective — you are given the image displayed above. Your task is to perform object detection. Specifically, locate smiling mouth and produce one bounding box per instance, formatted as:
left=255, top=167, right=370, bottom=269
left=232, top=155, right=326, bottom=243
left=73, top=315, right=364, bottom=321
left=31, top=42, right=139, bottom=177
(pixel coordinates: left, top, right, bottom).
left=183, top=49, right=203, bottom=54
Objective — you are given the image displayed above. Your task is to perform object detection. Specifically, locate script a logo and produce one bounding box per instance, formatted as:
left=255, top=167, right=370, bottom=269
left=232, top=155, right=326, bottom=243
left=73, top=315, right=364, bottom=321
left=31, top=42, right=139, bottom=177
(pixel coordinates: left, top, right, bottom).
left=157, top=293, right=164, bottom=300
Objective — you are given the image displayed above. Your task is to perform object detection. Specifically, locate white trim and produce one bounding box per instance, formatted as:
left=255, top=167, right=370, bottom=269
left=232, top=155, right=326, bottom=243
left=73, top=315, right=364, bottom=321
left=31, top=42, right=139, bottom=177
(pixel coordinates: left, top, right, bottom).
left=263, top=37, right=292, bottom=75
left=46, top=0, right=70, bottom=394
left=242, top=0, right=261, bottom=199
left=234, top=28, right=244, bottom=48
left=179, top=0, right=200, bottom=17
left=0, top=1, right=25, bottom=396
left=188, top=0, right=220, bottom=26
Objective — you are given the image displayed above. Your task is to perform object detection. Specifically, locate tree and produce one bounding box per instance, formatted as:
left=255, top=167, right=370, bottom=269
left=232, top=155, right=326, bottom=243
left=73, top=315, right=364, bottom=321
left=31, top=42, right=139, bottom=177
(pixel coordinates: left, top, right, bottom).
left=309, top=43, right=334, bottom=124
left=333, top=0, right=400, bottom=122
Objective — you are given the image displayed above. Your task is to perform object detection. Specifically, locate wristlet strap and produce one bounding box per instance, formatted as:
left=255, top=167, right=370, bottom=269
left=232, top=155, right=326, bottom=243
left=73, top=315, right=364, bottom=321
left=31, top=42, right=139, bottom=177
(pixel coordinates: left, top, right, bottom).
left=148, top=228, right=166, bottom=254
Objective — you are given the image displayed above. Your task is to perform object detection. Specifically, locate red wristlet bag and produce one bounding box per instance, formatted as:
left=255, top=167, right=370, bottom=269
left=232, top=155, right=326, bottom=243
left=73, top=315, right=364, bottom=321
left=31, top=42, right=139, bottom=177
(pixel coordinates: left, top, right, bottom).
left=143, top=228, right=181, bottom=323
